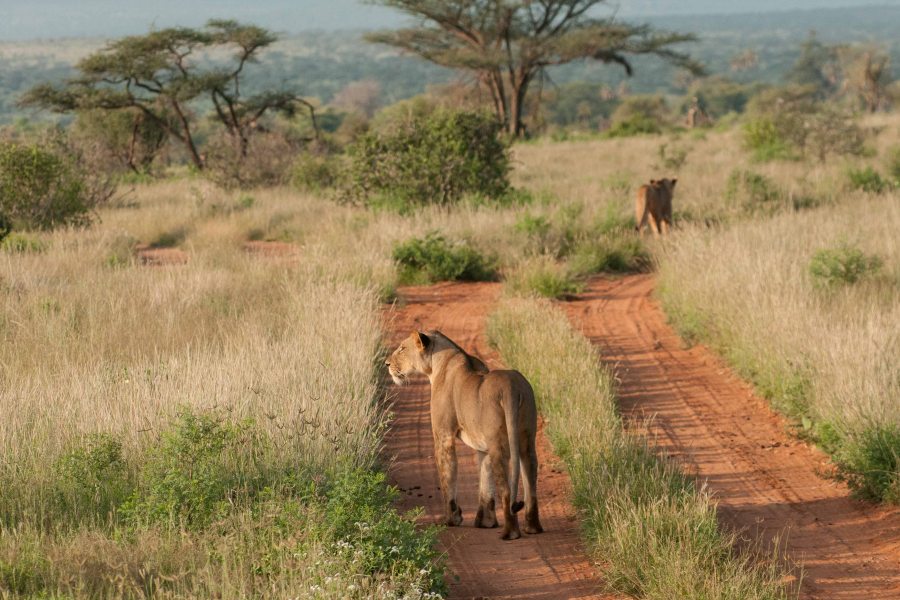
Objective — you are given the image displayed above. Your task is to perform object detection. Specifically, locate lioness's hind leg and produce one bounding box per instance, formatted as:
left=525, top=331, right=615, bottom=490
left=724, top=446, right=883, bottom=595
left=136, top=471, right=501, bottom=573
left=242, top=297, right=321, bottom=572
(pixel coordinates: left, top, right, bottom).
left=520, top=442, right=543, bottom=535
left=434, top=435, right=462, bottom=527
left=490, top=450, right=521, bottom=540
left=474, top=451, right=498, bottom=528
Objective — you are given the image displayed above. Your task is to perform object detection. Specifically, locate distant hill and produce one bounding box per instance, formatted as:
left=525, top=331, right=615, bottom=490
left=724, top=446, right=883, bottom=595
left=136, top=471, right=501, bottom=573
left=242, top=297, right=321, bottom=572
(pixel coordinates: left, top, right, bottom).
left=0, top=0, right=894, bottom=41
left=1, top=4, right=898, bottom=124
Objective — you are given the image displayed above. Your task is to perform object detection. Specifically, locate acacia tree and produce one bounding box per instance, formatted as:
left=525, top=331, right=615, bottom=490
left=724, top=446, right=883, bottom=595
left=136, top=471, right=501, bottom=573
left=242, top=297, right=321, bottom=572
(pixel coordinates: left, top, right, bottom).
left=367, top=0, right=701, bottom=137
left=22, top=20, right=317, bottom=170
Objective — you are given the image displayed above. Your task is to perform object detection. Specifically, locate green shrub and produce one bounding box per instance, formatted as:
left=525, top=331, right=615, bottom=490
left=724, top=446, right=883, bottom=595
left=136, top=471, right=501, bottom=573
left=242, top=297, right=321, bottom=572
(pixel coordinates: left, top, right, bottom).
left=54, top=434, right=132, bottom=522
left=344, top=109, right=509, bottom=207
left=847, top=166, right=890, bottom=194
left=324, top=469, right=445, bottom=593
left=605, top=95, right=668, bottom=138
left=0, top=232, right=47, bottom=253
left=0, top=139, right=111, bottom=234
left=514, top=212, right=576, bottom=258
left=121, top=411, right=267, bottom=528
left=569, top=237, right=650, bottom=276
left=725, top=169, right=784, bottom=213
left=809, top=242, right=882, bottom=287
left=392, top=232, right=496, bottom=285
left=837, top=424, right=900, bottom=502
left=505, top=258, right=583, bottom=299
left=292, top=152, right=340, bottom=192
left=742, top=118, right=794, bottom=162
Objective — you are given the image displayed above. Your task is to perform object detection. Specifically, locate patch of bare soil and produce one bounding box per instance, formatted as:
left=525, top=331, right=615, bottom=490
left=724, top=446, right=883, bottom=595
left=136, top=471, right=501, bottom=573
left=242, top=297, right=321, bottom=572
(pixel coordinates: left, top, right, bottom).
left=135, top=244, right=188, bottom=266
left=383, top=281, right=614, bottom=600
left=563, top=275, right=900, bottom=600
left=241, top=240, right=300, bottom=258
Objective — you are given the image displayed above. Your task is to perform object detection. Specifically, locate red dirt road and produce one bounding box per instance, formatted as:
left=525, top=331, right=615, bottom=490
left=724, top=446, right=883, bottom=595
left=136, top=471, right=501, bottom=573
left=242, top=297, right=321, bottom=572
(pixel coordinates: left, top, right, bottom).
left=563, top=275, right=900, bottom=600
left=382, top=282, right=614, bottom=600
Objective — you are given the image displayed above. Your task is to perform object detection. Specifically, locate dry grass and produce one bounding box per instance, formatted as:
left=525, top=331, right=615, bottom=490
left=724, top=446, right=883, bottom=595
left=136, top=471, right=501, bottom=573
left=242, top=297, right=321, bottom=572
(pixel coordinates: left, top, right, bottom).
left=657, top=195, right=900, bottom=500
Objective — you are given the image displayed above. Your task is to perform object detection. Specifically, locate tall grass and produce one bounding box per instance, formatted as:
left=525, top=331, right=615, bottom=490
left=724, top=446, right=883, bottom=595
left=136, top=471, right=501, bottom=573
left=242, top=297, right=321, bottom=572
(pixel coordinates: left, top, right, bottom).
left=0, top=183, right=444, bottom=598
left=487, top=298, right=791, bottom=600
left=657, top=196, right=900, bottom=502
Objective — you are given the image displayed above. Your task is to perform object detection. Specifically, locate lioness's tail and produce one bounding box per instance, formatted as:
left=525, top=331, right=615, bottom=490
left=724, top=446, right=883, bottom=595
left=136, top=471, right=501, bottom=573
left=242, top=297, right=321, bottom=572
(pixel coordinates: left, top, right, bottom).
left=505, top=388, right=524, bottom=514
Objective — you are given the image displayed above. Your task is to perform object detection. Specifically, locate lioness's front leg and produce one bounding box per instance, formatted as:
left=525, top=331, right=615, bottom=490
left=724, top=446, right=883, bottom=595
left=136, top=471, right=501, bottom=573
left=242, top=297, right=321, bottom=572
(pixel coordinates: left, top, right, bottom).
left=434, top=434, right=462, bottom=526
left=474, top=451, right=498, bottom=528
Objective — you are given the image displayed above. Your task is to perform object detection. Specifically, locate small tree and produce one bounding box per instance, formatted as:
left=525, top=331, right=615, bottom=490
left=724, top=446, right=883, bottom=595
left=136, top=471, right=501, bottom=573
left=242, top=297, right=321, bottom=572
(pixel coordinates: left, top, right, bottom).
left=367, top=0, right=700, bottom=137
left=837, top=45, right=893, bottom=113
left=21, top=20, right=317, bottom=170
left=0, top=137, right=113, bottom=234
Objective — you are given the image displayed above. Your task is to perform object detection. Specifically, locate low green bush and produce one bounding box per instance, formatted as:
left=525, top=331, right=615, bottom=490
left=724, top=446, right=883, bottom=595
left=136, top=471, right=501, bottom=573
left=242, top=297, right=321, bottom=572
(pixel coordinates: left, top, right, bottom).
left=344, top=109, right=510, bottom=207
left=888, top=146, right=900, bottom=184
left=0, top=232, right=47, bottom=253
left=53, top=434, right=132, bottom=523
left=569, top=237, right=650, bottom=276
left=742, top=118, right=794, bottom=162
left=505, top=257, right=583, bottom=299
left=809, top=242, right=882, bottom=287
left=725, top=169, right=784, bottom=213
left=847, top=166, right=890, bottom=194
left=393, top=232, right=496, bottom=285
left=837, top=424, right=900, bottom=503
left=292, top=152, right=341, bottom=192
left=0, top=139, right=112, bottom=234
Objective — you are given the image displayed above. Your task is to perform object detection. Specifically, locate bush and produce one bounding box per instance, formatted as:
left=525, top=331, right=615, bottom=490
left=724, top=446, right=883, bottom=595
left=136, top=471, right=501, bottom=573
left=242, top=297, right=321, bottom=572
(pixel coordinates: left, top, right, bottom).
left=725, top=169, right=784, bottom=213
left=605, top=95, right=668, bottom=138
left=809, top=242, right=882, bottom=287
left=53, top=434, right=132, bottom=522
left=0, top=139, right=111, bottom=234
left=324, top=469, right=445, bottom=592
left=569, top=237, right=650, bottom=276
left=121, top=411, right=267, bottom=528
left=837, top=424, right=900, bottom=502
left=847, top=166, right=890, bottom=194
left=505, top=257, right=583, bottom=299
left=392, top=232, right=496, bottom=285
left=205, top=132, right=299, bottom=189
left=0, top=232, right=47, bottom=253
left=292, top=152, right=340, bottom=192
left=514, top=212, right=575, bottom=258
left=344, top=109, right=509, bottom=207
left=742, top=118, right=794, bottom=162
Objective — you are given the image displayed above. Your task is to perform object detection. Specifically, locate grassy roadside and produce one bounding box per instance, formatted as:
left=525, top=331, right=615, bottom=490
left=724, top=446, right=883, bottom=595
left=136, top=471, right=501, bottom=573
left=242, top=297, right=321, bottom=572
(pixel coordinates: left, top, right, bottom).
left=486, top=297, right=792, bottom=600
left=0, top=207, right=444, bottom=598
left=656, top=196, right=900, bottom=503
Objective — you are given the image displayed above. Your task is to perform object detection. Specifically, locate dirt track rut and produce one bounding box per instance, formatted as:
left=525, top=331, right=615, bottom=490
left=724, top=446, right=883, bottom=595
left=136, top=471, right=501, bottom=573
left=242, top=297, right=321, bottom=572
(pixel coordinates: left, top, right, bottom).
left=382, top=282, right=613, bottom=600
left=563, top=275, right=900, bottom=600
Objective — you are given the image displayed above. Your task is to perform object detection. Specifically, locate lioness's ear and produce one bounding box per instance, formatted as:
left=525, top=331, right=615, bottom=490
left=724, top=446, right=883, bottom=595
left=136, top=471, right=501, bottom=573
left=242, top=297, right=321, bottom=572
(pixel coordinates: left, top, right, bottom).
left=671, top=178, right=678, bottom=187
left=414, top=331, right=431, bottom=351
left=649, top=178, right=657, bottom=185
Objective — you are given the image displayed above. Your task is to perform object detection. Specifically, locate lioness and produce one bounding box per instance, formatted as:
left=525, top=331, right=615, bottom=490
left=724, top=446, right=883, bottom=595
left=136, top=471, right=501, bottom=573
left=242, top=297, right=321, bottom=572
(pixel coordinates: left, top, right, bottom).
left=636, top=178, right=677, bottom=236
left=386, top=331, right=542, bottom=540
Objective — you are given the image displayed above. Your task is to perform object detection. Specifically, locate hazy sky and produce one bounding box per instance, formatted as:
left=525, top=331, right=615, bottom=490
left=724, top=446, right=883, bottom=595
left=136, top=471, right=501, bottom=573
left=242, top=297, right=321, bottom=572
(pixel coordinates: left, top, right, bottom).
left=0, top=0, right=890, bottom=40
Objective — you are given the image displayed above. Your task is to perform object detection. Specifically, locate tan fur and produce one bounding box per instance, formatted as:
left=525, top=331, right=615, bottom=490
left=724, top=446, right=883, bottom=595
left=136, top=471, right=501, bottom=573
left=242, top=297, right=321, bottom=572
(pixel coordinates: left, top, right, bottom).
left=636, top=177, right=677, bottom=236
left=386, top=331, right=543, bottom=540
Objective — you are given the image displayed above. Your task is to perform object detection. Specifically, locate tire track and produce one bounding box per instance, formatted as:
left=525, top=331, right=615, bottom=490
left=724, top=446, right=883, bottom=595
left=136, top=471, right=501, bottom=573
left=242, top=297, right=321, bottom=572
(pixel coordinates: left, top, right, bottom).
left=382, top=282, right=614, bottom=600
left=563, top=275, right=900, bottom=600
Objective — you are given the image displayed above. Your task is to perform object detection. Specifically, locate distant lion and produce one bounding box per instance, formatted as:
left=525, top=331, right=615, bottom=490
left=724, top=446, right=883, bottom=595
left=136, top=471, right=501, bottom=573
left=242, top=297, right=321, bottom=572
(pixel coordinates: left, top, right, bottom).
left=635, top=178, right=677, bottom=236
left=386, top=330, right=542, bottom=540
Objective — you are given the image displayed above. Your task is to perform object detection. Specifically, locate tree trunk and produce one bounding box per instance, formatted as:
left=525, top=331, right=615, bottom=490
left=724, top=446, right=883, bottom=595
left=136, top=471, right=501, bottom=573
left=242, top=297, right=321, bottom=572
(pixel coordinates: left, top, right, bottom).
left=170, top=99, right=204, bottom=170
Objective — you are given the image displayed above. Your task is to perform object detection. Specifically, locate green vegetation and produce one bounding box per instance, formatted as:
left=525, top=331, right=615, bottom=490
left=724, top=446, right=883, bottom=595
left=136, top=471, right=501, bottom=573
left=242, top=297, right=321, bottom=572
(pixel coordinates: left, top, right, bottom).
left=345, top=110, right=509, bottom=208
left=392, top=232, right=496, bottom=285
left=487, top=298, right=790, bottom=600
left=847, top=166, right=891, bottom=194
left=504, top=257, right=583, bottom=300
left=0, top=139, right=111, bottom=236
left=809, top=242, right=883, bottom=288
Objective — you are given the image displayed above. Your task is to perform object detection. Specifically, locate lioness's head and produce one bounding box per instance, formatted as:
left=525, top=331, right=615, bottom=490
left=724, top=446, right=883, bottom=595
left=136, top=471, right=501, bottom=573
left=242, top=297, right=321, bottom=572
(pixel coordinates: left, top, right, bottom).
left=385, top=331, right=433, bottom=385
left=650, top=178, right=678, bottom=194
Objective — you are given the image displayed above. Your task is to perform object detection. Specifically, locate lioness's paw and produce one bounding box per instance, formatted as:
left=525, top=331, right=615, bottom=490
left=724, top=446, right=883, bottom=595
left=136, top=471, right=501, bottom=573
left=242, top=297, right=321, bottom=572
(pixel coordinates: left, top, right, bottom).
left=501, top=529, right=522, bottom=541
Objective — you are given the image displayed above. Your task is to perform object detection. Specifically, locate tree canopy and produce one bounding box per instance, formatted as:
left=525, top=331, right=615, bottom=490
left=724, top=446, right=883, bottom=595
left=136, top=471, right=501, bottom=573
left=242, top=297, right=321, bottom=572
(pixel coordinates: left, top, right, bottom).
left=21, top=20, right=317, bottom=170
left=367, top=0, right=702, bottom=136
